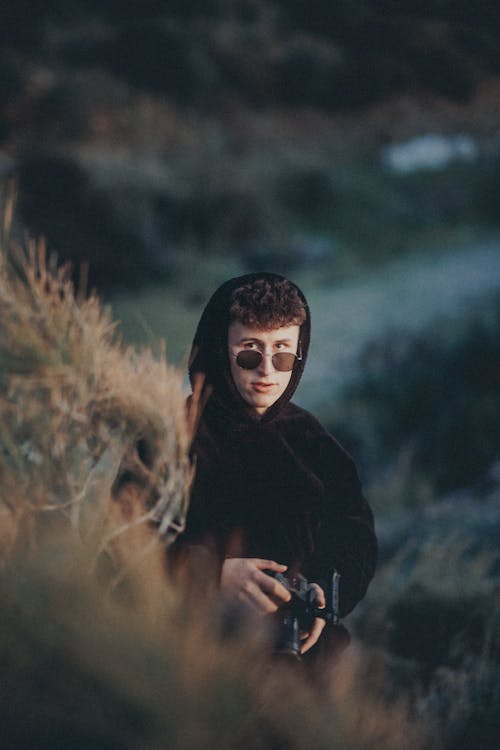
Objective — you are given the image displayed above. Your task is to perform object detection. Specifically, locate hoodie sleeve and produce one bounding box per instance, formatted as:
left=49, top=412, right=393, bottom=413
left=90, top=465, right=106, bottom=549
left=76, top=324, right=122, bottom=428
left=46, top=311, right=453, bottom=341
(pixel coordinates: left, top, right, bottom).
left=306, top=433, right=377, bottom=618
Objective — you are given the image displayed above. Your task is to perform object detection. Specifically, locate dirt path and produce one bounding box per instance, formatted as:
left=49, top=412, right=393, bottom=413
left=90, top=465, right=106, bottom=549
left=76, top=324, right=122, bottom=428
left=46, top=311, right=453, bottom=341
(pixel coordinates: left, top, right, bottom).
left=299, top=240, right=500, bottom=410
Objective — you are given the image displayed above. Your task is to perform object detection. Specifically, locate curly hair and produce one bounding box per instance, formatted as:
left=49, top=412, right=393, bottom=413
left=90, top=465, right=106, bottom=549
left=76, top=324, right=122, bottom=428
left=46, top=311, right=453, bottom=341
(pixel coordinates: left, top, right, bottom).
left=229, top=277, right=306, bottom=329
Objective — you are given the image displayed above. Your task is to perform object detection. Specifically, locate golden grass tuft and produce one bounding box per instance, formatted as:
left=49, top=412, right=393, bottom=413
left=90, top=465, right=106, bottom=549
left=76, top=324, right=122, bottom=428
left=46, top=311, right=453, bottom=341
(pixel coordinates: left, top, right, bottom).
left=0, top=199, right=192, bottom=577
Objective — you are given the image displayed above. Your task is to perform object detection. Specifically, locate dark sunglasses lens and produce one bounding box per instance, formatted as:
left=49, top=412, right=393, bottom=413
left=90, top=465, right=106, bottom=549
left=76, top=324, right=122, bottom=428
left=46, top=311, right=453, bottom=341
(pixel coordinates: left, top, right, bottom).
left=235, top=350, right=298, bottom=371
left=272, top=352, right=296, bottom=371
left=236, top=350, right=262, bottom=369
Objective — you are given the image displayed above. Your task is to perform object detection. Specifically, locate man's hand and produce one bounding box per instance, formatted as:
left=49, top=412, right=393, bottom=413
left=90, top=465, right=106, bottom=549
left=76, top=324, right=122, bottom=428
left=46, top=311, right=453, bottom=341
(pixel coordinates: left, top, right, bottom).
left=221, top=557, right=292, bottom=614
left=300, top=582, right=326, bottom=654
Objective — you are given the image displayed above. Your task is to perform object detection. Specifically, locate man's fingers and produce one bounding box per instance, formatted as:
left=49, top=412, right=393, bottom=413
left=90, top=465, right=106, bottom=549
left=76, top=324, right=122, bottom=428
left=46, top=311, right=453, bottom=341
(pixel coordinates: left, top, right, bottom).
left=300, top=584, right=326, bottom=652
left=300, top=618, right=326, bottom=654
left=256, top=570, right=291, bottom=604
left=240, top=581, right=279, bottom=614
left=220, top=557, right=291, bottom=614
left=252, top=558, right=291, bottom=606
left=310, top=582, right=326, bottom=608
left=254, top=559, right=287, bottom=572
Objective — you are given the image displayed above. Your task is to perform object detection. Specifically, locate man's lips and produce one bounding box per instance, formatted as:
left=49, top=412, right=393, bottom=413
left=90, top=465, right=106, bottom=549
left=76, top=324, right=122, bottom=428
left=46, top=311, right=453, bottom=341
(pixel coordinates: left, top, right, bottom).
left=252, top=382, right=276, bottom=391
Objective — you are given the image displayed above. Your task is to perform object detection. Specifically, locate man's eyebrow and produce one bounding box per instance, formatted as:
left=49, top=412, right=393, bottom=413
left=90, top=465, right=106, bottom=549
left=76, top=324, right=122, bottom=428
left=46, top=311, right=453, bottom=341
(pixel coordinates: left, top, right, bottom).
left=238, top=337, right=294, bottom=343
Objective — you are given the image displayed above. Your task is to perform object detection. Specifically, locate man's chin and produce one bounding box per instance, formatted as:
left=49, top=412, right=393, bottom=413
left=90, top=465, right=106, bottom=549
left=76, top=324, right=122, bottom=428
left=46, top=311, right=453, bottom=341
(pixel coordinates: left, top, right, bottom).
left=245, top=394, right=275, bottom=413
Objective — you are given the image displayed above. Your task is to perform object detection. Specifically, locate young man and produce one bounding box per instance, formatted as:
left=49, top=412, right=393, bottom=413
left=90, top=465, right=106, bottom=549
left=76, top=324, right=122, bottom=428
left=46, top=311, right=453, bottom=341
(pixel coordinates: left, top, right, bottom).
left=172, top=273, right=377, bottom=656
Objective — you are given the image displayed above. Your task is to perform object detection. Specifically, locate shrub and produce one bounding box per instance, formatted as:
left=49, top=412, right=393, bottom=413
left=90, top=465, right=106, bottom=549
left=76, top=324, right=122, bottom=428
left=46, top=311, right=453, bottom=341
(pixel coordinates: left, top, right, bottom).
left=0, top=210, right=192, bottom=569
left=275, top=167, right=338, bottom=226
left=273, top=38, right=346, bottom=110
left=326, top=298, right=500, bottom=496
left=17, top=153, right=168, bottom=292
left=354, top=534, right=500, bottom=750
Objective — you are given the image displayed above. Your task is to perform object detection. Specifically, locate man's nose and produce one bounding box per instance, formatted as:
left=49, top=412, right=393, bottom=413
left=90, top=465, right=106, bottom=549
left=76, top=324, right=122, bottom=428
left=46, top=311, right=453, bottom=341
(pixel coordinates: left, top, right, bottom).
left=258, top=351, right=274, bottom=375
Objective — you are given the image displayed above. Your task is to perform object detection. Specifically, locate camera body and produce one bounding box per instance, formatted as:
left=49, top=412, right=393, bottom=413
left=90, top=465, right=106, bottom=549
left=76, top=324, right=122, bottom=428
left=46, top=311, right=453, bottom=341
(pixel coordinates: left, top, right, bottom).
left=265, top=570, right=334, bottom=659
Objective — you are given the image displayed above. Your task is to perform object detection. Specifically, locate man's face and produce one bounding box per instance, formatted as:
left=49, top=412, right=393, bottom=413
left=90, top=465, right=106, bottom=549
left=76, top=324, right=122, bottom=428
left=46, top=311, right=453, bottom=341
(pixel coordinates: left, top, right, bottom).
left=227, top=321, right=300, bottom=415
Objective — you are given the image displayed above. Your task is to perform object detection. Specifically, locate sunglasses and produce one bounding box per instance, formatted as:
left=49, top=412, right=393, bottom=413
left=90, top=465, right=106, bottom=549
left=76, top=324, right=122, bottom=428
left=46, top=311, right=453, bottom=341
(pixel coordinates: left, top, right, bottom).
left=233, top=347, right=302, bottom=372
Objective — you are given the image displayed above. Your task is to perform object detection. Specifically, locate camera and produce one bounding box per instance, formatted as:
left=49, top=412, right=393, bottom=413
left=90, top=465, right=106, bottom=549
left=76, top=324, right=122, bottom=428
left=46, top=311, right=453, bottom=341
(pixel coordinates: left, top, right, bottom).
left=265, top=570, right=341, bottom=659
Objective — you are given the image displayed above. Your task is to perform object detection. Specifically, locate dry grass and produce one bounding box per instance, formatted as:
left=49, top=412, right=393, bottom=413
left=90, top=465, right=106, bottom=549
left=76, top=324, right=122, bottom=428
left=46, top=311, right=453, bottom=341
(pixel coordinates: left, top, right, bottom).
left=0, top=191, right=192, bottom=585
left=0, top=534, right=427, bottom=750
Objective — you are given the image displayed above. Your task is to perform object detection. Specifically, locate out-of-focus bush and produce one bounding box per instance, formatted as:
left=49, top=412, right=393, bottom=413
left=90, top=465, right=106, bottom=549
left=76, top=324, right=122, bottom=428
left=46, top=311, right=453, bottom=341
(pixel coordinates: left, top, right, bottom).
left=14, top=148, right=500, bottom=293
left=354, top=534, right=500, bottom=750
left=5, top=0, right=499, bottom=119
left=0, top=53, right=23, bottom=142
left=325, top=297, right=500, bottom=498
left=273, top=159, right=500, bottom=273
left=273, top=37, right=347, bottom=110
left=0, top=53, right=21, bottom=111
left=472, top=157, right=500, bottom=225
left=7, top=0, right=500, bottom=296
left=275, top=167, right=338, bottom=226
left=61, top=22, right=210, bottom=105
left=17, top=153, right=169, bottom=291
left=274, top=0, right=481, bottom=104
left=157, top=187, right=269, bottom=257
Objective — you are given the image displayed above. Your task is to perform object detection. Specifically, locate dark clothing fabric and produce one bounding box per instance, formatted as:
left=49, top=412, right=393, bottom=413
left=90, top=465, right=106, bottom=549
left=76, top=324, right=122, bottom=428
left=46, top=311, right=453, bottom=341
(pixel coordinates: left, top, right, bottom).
left=180, top=398, right=376, bottom=616
left=172, top=273, right=377, bottom=618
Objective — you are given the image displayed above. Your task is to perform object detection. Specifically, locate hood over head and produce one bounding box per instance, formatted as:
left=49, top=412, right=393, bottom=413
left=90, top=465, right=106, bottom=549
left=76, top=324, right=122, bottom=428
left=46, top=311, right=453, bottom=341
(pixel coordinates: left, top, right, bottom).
left=189, top=273, right=310, bottom=425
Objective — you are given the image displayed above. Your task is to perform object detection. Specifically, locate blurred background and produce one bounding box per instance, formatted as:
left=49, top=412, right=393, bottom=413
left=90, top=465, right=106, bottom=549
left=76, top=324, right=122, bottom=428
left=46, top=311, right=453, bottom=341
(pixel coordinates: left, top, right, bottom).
left=1, top=2, right=499, bottom=747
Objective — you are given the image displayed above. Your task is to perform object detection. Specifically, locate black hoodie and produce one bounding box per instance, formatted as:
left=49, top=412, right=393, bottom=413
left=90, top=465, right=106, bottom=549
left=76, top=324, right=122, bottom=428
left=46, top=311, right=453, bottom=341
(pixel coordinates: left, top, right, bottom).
left=174, top=273, right=376, bottom=617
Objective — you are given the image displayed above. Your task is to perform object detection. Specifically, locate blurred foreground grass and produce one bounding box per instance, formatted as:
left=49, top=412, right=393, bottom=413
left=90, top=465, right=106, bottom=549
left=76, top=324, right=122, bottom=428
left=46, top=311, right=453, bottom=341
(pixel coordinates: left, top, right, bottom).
left=2, top=487, right=498, bottom=750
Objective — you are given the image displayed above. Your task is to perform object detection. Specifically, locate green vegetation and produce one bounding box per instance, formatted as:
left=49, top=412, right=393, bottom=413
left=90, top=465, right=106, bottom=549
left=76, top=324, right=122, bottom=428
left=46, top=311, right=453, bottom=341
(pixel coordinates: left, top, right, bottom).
left=3, top=0, right=500, bottom=293
left=323, top=295, right=500, bottom=506
left=12, top=147, right=500, bottom=293
left=354, top=534, right=500, bottom=750
left=3, top=1, right=500, bottom=108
